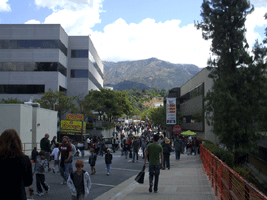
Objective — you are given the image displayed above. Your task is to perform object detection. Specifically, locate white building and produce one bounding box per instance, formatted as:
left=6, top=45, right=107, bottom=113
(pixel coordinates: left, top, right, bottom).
left=0, top=24, right=104, bottom=101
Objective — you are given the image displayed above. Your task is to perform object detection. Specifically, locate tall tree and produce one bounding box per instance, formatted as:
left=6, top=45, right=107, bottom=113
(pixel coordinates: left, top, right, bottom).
left=195, top=0, right=266, bottom=164
left=34, top=88, right=76, bottom=116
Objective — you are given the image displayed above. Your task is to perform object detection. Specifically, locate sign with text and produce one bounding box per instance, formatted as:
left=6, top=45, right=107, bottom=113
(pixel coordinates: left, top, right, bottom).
left=61, top=120, right=82, bottom=132
left=66, top=114, right=84, bottom=121
left=166, top=98, right=176, bottom=124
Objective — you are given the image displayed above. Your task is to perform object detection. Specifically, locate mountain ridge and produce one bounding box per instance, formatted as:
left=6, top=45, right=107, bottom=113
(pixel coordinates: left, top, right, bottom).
left=103, top=58, right=201, bottom=91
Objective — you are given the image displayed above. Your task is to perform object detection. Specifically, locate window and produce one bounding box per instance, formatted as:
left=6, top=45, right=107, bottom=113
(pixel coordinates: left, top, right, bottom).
left=0, top=62, right=67, bottom=77
left=0, top=84, right=45, bottom=94
left=71, top=70, right=89, bottom=78
left=0, top=40, right=68, bottom=56
left=71, top=50, right=88, bottom=58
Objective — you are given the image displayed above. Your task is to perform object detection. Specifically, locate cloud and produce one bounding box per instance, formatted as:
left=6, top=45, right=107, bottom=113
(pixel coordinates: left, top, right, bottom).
left=25, top=19, right=41, bottom=24
left=92, top=18, right=212, bottom=68
left=0, top=0, right=11, bottom=12
left=245, top=7, right=267, bottom=47
left=33, top=0, right=103, bottom=35
left=250, top=0, right=267, bottom=7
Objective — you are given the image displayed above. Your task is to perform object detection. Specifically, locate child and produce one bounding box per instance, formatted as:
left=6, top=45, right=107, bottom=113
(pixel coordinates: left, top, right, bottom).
left=50, top=143, right=60, bottom=173
left=88, top=148, right=97, bottom=175
left=105, top=148, right=113, bottom=176
left=67, top=160, right=92, bottom=200
left=35, top=150, right=50, bottom=196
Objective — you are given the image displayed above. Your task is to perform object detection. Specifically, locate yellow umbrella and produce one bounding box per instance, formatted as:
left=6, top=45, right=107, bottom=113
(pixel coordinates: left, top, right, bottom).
left=181, top=130, right=197, bottom=136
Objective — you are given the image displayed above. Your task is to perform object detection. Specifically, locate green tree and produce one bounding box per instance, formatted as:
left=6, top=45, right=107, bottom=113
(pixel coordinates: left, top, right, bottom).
left=0, top=98, right=23, bottom=104
left=34, top=88, right=76, bottom=116
left=196, top=0, right=267, bottom=165
left=83, top=89, right=132, bottom=122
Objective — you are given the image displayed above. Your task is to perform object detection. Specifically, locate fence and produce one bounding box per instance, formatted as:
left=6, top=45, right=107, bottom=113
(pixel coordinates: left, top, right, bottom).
left=22, top=143, right=40, bottom=157
left=200, top=144, right=267, bottom=200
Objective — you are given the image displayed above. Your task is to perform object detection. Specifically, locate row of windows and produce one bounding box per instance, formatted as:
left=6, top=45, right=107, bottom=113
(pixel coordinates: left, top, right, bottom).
left=180, top=83, right=204, bottom=104
left=0, top=62, right=67, bottom=77
left=0, top=40, right=68, bottom=56
left=70, top=69, right=102, bottom=90
left=71, top=50, right=88, bottom=58
left=183, top=113, right=203, bottom=124
left=0, top=84, right=45, bottom=94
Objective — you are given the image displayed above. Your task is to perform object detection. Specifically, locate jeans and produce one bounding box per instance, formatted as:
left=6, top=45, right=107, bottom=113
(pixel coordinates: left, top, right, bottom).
left=125, top=150, right=129, bottom=157
left=69, top=157, right=74, bottom=173
left=133, top=150, right=138, bottom=161
left=149, top=164, right=161, bottom=192
left=175, top=150, right=181, bottom=160
left=193, top=147, right=198, bottom=155
left=106, top=164, right=111, bottom=174
left=36, top=173, right=49, bottom=193
left=81, top=150, right=85, bottom=158
left=163, top=154, right=170, bottom=169
left=60, top=161, right=71, bottom=182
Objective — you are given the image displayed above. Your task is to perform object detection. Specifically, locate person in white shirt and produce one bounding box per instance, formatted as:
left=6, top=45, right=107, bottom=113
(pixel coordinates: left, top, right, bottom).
left=50, top=143, right=60, bottom=173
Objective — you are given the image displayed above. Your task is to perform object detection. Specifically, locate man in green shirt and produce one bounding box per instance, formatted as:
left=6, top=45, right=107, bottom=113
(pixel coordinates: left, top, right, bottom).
left=144, top=134, right=163, bottom=193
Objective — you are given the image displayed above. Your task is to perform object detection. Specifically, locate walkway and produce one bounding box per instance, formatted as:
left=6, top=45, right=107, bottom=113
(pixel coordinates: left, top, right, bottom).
left=95, top=152, right=216, bottom=200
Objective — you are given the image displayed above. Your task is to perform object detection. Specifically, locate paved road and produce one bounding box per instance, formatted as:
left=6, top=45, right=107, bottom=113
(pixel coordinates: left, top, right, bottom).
left=27, top=149, right=145, bottom=200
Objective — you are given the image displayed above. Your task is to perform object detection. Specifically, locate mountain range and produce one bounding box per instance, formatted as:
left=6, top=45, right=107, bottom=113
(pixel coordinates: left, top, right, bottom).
left=103, top=57, right=201, bottom=91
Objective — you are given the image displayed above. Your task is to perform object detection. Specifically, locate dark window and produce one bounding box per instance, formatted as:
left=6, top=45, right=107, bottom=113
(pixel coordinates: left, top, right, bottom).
left=71, top=50, right=88, bottom=58
left=71, top=70, right=89, bottom=78
left=0, top=84, right=45, bottom=94
left=0, top=62, right=67, bottom=77
left=59, top=86, right=67, bottom=93
left=0, top=40, right=68, bottom=56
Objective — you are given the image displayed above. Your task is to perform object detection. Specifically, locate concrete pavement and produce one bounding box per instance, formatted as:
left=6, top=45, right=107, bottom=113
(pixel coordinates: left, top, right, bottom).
left=95, top=152, right=216, bottom=200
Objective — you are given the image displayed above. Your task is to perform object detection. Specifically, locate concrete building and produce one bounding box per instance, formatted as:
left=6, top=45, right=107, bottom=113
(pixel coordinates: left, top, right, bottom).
left=165, top=68, right=216, bottom=142
left=0, top=24, right=103, bottom=101
left=0, top=104, right=57, bottom=156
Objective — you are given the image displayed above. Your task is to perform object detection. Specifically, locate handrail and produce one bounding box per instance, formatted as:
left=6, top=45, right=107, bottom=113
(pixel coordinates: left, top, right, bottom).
left=200, top=144, right=267, bottom=200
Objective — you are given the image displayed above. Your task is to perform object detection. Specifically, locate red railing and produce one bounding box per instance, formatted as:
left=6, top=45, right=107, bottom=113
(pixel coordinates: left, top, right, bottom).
left=200, top=144, right=267, bottom=200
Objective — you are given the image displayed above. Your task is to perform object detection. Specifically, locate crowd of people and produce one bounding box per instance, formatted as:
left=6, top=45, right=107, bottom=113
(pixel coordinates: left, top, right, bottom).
left=0, top=124, right=201, bottom=199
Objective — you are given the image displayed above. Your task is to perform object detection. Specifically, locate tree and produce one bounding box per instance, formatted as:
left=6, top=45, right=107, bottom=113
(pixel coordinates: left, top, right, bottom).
left=0, top=98, right=23, bottom=104
left=195, top=0, right=266, bottom=165
left=83, top=89, right=132, bottom=122
left=34, top=88, right=76, bottom=116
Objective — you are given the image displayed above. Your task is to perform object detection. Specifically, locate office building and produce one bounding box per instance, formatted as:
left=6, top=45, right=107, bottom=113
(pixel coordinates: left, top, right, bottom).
left=0, top=24, right=103, bottom=101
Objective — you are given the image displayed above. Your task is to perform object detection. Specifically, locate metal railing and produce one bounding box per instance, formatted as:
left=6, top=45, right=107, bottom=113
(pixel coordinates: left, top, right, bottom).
left=200, top=144, right=267, bottom=200
left=22, top=143, right=40, bottom=157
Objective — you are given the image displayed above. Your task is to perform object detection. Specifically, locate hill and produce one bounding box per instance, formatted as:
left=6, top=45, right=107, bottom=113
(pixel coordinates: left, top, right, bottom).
left=103, top=57, right=201, bottom=91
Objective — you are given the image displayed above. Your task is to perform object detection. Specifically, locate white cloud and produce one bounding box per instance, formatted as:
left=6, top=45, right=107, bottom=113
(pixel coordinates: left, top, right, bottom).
left=25, top=19, right=41, bottom=24
left=32, top=0, right=103, bottom=35
left=91, top=18, right=212, bottom=68
left=250, top=0, right=267, bottom=7
left=0, top=0, right=11, bottom=12
left=245, top=7, right=267, bottom=47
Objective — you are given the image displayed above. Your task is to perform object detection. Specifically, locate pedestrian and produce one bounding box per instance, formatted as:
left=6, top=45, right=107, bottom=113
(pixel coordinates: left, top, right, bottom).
left=143, top=134, right=163, bottom=193
left=88, top=148, right=97, bottom=175
left=141, top=138, right=147, bottom=159
left=51, top=136, right=57, bottom=151
left=132, top=137, right=140, bottom=162
left=77, top=141, right=85, bottom=158
left=0, top=129, right=33, bottom=200
left=35, top=150, right=50, bottom=196
left=50, top=143, right=60, bottom=173
left=57, top=136, right=72, bottom=185
left=162, top=138, right=172, bottom=170
left=40, top=133, right=51, bottom=171
left=67, top=160, right=92, bottom=200
left=31, top=147, right=39, bottom=172
left=123, top=139, right=130, bottom=159
left=105, top=148, right=113, bottom=176
left=174, top=135, right=182, bottom=161
left=187, top=140, right=193, bottom=155
left=69, top=140, right=77, bottom=173
left=192, top=137, right=199, bottom=156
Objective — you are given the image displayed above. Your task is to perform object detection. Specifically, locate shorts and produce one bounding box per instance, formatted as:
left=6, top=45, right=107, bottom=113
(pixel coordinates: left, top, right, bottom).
left=90, top=164, right=95, bottom=167
left=44, top=152, right=50, bottom=161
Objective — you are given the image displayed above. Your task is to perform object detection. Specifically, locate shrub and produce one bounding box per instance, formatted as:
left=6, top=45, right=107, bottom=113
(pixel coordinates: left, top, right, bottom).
left=233, top=166, right=251, bottom=181
left=86, top=123, right=94, bottom=129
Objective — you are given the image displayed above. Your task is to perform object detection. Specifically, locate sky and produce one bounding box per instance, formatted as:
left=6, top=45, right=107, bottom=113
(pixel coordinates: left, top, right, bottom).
left=0, top=0, right=267, bottom=68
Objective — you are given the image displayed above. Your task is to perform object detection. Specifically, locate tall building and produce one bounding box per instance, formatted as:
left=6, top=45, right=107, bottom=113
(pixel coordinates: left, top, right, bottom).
left=0, top=24, right=103, bottom=101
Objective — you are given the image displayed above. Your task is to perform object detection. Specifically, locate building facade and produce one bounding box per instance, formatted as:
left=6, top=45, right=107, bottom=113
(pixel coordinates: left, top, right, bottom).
left=0, top=24, right=103, bottom=101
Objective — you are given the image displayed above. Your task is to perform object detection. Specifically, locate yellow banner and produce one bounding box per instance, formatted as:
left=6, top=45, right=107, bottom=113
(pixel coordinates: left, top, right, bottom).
left=66, top=114, right=84, bottom=121
left=83, top=122, right=86, bottom=133
left=61, top=120, right=82, bottom=131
